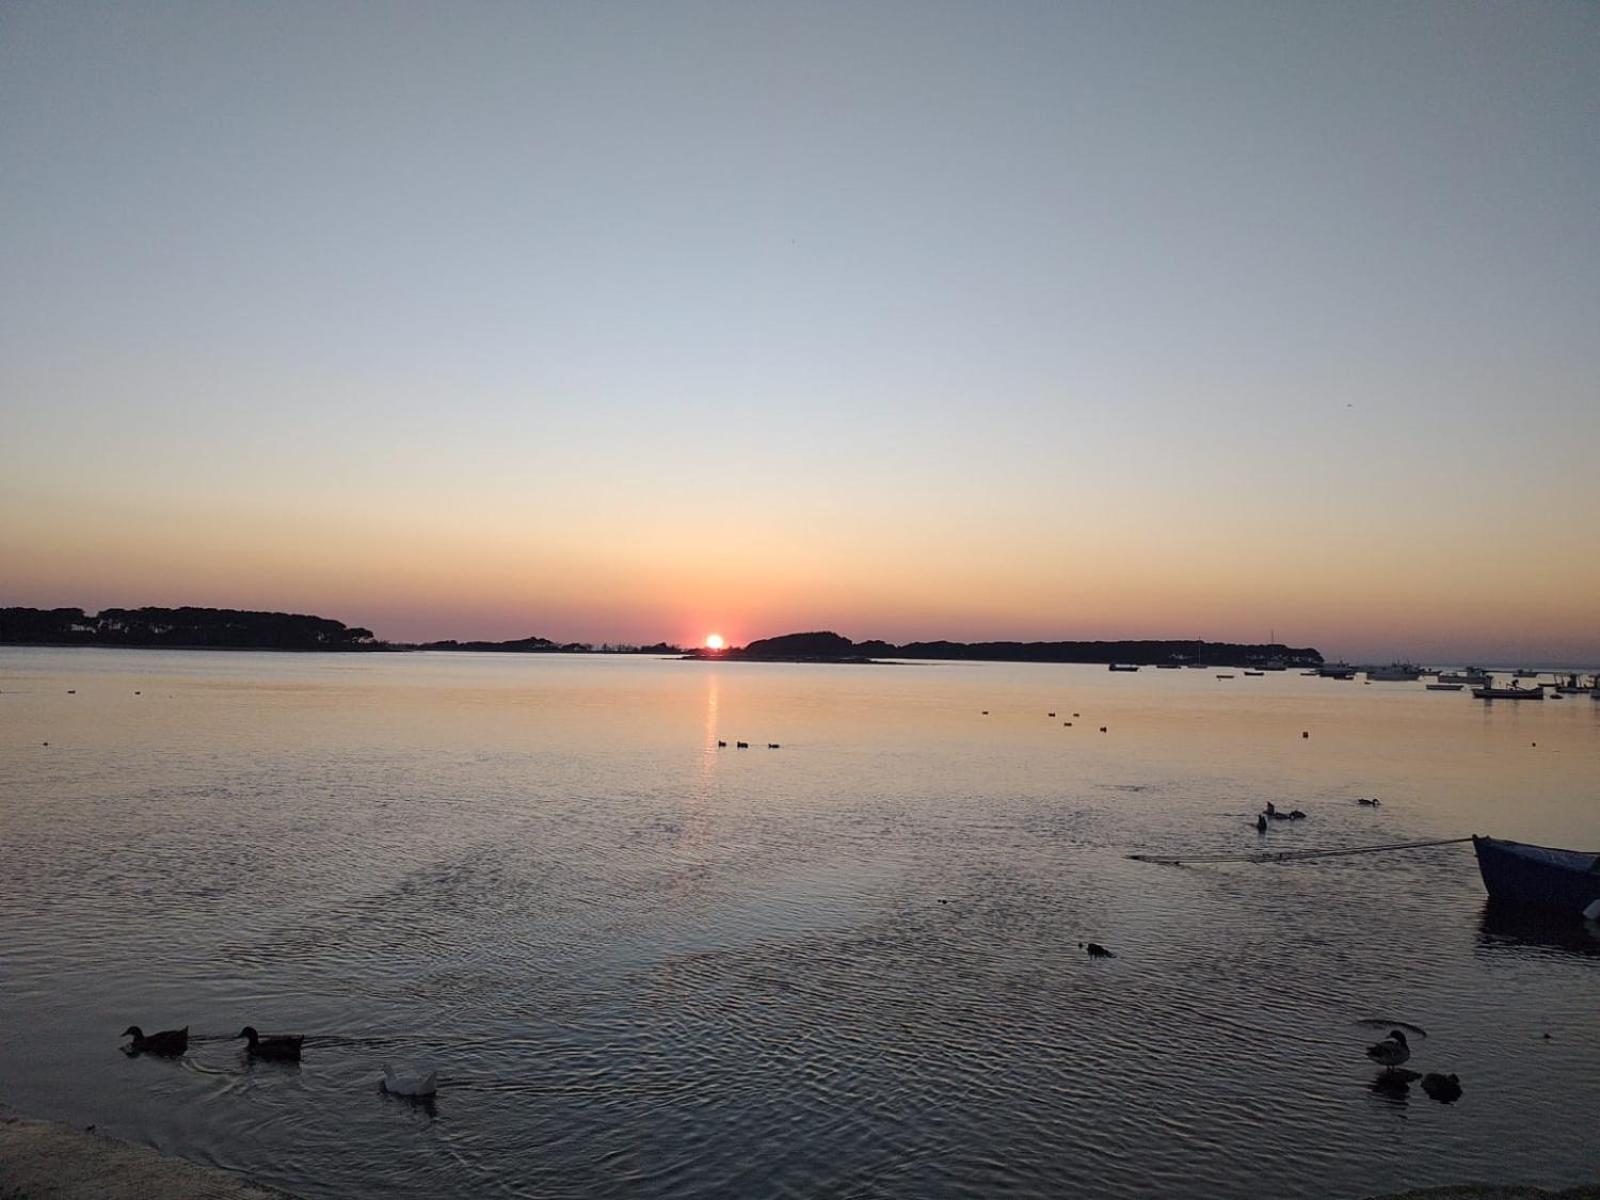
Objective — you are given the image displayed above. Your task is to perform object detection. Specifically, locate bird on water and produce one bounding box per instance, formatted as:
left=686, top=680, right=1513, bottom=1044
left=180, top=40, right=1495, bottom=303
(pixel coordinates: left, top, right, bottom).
left=237, top=1026, right=304, bottom=1061
left=122, top=1025, right=188, bottom=1055
left=1080, top=942, right=1115, bottom=958
left=1366, top=1030, right=1410, bottom=1068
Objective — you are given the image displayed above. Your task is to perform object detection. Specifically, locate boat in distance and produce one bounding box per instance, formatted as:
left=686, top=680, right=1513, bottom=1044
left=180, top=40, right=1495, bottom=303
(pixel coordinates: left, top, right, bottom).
left=1473, top=837, right=1600, bottom=920
left=1426, top=682, right=1464, bottom=691
left=1472, top=682, right=1545, bottom=700
left=1366, top=662, right=1423, bottom=681
left=1108, top=663, right=1140, bottom=672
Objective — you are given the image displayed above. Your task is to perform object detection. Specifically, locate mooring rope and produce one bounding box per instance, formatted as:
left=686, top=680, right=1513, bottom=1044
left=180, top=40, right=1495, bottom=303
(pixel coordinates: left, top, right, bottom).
left=1127, top=835, right=1475, bottom=866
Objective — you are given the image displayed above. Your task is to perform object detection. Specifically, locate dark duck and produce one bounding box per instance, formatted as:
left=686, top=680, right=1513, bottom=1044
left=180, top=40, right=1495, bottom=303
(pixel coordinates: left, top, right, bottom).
left=237, top=1026, right=304, bottom=1061
left=122, top=1025, right=188, bottom=1055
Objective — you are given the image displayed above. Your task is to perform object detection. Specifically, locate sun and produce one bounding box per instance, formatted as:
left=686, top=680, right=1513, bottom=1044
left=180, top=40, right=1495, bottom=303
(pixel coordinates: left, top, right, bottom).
left=704, top=633, right=725, bottom=651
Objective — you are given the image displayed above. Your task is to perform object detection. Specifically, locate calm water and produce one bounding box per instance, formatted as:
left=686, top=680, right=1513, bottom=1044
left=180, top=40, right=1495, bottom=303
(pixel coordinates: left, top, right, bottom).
left=2, top=648, right=1597, bottom=1198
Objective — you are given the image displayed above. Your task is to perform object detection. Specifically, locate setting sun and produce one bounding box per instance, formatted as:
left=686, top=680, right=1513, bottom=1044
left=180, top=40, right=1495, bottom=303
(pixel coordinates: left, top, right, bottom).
left=704, top=633, right=725, bottom=651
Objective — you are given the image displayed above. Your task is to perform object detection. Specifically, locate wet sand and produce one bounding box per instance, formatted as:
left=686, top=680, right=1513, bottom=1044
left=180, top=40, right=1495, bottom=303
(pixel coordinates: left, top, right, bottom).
left=0, top=1105, right=296, bottom=1200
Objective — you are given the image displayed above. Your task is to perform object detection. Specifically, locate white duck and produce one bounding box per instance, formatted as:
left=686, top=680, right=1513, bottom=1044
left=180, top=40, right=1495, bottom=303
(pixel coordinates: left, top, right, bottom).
left=381, top=1063, right=438, bottom=1097
left=1365, top=1030, right=1411, bottom=1068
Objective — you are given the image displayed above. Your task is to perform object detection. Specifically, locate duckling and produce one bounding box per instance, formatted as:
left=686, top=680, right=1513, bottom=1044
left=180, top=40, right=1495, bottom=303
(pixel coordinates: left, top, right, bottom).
left=1421, top=1072, right=1462, bottom=1103
left=1079, top=942, right=1115, bottom=958
left=1365, top=1030, right=1410, bottom=1068
left=122, top=1025, right=188, bottom=1056
left=236, top=1026, right=303, bottom=1061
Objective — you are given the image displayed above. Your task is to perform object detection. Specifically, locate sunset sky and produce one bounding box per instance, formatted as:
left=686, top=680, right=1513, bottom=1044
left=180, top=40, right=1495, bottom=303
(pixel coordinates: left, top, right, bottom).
left=2, top=2, right=1597, bottom=663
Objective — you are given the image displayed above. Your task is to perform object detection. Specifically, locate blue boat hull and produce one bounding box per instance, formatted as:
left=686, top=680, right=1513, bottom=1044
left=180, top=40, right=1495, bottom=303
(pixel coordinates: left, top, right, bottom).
left=1473, top=837, right=1600, bottom=918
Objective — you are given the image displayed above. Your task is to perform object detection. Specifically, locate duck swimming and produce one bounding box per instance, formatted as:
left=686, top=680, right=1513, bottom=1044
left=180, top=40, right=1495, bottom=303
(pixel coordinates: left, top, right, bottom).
left=237, top=1026, right=304, bottom=1061
left=122, top=1026, right=188, bottom=1056
left=1080, top=942, right=1115, bottom=958
left=1421, top=1072, right=1462, bottom=1103
left=1366, top=1030, right=1410, bottom=1068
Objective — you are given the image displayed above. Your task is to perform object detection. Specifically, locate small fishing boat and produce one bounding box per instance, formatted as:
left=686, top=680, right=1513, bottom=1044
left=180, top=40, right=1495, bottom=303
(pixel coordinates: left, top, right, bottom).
left=1426, top=682, right=1464, bottom=691
left=1243, top=670, right=1265, bottom=677
left=1215, top=673, right=1235, bottom=679
left=1471, top=683, right=1544, bottom=700
left=1472, top=837, right=1600, bottom=919
left=1108, top=663, right=1139, bottom=672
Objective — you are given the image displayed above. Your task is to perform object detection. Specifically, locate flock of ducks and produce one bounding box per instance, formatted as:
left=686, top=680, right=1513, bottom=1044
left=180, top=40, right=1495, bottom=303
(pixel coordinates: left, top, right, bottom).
left=717, top=740, right=780, bottom=749
left=120, top=1024, right=435, bottom=1097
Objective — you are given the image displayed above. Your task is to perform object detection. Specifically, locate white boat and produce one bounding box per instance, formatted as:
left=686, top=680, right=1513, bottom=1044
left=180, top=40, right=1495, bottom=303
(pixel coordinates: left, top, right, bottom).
left=1435, top=668, right=1489, bottom=685
left=1551, top=673, right=1597, bottom=694
left=1316, top=662, right=1358, bottom=679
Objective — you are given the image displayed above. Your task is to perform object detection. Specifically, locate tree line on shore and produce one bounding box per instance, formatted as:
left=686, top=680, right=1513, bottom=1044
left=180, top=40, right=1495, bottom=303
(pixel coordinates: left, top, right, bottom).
left=0, top=608, right=1322, bottom=665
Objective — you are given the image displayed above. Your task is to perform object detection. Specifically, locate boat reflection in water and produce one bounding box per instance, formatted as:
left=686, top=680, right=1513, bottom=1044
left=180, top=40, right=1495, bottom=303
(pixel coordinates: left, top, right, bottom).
left=1476, top=900, right=1600, bottom=959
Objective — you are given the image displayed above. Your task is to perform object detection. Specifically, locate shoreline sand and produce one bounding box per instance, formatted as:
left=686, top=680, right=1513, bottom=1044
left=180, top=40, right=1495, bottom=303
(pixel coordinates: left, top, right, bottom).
left=0, top=1105, right=297, bottom=1200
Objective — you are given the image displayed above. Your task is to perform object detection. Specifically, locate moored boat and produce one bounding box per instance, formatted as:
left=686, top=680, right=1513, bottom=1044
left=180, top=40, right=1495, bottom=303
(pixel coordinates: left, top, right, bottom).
left=1426, top=682, right=1464, bottom=691
left=1366, top=662, right=1422, bottom=682
left=1472, top=682, right=1544, bottom=700
left=1473, top=837, right=1600, bottom=919
left=1108, top=663, right=1139, bottom=672
left=1435, top=667, right=1489, bottom=686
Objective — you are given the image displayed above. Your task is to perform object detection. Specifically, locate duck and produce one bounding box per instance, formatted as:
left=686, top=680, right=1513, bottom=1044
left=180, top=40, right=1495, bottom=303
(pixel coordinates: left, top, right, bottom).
left=1256, top=813, right=1268, bottom=833
left=1289, top=809, right=1307, bottom=820
left=1357, top=797, right=1376, bottom=806
left=122, top=1025, right=188, bottom=1055
left=236, top=1026, right=304, bottom=1061
left=1079, top=942, right=1115, bottom=958
left=1365, top=1030, right=1410, bottom=1068
left=1265, top=801, right=1277, bottom=816
left=1421, top=1072, right=1462, bottom=1103
left=717, top=740, right=727, bottom=747
left=381, top=1063, right=438, bottom=1097
left=736, top=741, right=749, bottom=749
left=767, top=743, right=780, bottom=749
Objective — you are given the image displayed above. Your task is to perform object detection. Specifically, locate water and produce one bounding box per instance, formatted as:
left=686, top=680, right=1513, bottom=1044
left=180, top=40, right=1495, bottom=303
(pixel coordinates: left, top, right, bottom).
left=2, top=648, right=1597, bottom=1198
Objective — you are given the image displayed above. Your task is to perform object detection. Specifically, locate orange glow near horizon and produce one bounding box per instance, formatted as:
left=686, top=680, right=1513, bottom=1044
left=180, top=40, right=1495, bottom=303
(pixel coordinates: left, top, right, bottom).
left=704, top=633, right=725, bottom=651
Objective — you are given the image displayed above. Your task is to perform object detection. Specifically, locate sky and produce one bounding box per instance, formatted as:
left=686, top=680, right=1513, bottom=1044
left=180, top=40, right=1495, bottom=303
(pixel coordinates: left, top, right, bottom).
left=2, top=2, right=1597, bottom=663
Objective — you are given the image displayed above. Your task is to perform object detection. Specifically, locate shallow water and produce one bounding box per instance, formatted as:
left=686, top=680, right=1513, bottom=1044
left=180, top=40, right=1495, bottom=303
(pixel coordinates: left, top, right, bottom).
left=1, top=648, right=1597, bottom=1198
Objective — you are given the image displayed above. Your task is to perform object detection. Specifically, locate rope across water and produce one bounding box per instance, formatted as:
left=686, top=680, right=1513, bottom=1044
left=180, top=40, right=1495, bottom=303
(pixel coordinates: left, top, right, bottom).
left=1127, top=835, right=1475, bottom=866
